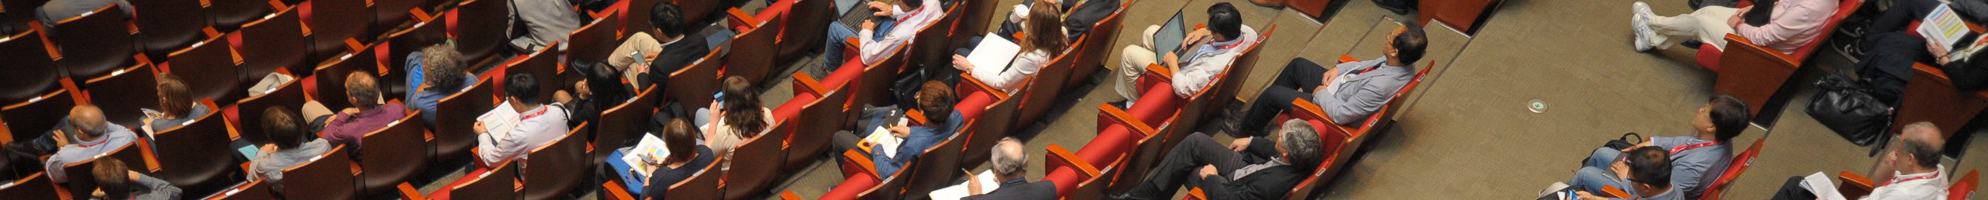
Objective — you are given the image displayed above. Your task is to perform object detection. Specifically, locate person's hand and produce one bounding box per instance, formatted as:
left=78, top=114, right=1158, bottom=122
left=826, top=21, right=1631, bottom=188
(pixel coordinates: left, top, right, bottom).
left=951, top=55, right=976, bottom=71
left=1197, top=165, right=1220, bottom=179
left=964, top=170, right=984, bottom=195
left=126, top=171, right=142, bottom=182
left=1620, top=140, right=1653, bottom=153
left=1162, top=52, right=1181, bottom=69
left=1228, top=137, right=1252, bottom=152
left=259, top=144, right=277, bottom=154
left=575, top=80, right=594, bottom=98
left=889, top=125, right=912, bottom=138
left=868, top=2, right=893, bottom=17
left=1728, top=6, right=1751, bottom=27
left=861, top=20, right=879, bottom=31
left=473, top=121, right=488, bottom=134
left=1184, top=29, right=1213, bottom=49
left=643, top=51, right=661, bottom=62
left=51, top=130, right=70, bottom=146
left=1610, top=160, right=1632, bottom=180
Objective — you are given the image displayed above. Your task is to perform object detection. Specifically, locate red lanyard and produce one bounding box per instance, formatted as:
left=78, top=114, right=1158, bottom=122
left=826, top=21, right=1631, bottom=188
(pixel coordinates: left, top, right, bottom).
left=76, top=133, right=109, bottom=148
left=891, top=6, right=927, bottom=27
left=1883, top=171, right=1942, bottom=187
left=1669, top=142, right=1719, bottom=154
left=519, top=106, right=548, bottom=121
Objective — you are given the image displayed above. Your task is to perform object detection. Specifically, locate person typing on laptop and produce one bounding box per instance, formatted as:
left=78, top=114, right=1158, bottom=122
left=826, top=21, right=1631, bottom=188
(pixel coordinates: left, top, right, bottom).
left=819, top=0, right=945, bottom=78
left=1113, top=3, right=1259, bottom=108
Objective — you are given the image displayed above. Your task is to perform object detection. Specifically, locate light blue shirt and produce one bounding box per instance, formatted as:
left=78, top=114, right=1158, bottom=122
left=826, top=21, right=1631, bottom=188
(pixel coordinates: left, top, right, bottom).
left=1651, top=136, right=1733, bottom=198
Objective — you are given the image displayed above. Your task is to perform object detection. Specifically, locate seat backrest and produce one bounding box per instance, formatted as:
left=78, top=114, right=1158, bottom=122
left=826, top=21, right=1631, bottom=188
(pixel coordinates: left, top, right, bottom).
left=1014, top=47, right=1079, bottom=125
left=384, top=12, right=448, bottom=74
left=206, top=0, right=271, bottom=30
left=83, top=63, right=161, bottom=127
left=372, top=0, right=421, bottom=35
left=150, top=109, right=237, bottom=190
left=904, top=131, right=966, bottom=196
left=433, top=77, right=494, bottom=160
left=0, top=0, right=51, bottom=32
left=310, top=45, right=383, bottom=111
left=237, top=5, right=308, bottom=79
left=59, top=142, right=141, bottom=198
left=1701, top=138, right=1765, bottom=200
left=722, top=120, right=793, bottom=200
left=956, top=79, right=1016, bottom=167
left=280, top=145, right=356, bottom=200
left=664, top=158, right=723, bottom=200
left=666, top=48, right=724, bottom=107
left=357, top=112, right=429, bottom=195
left=207, top=179, right=273, bottom=200
left=622, top=0, right=660, bottom=36
left=128, top=0, right=206, bottom=57
left=672, top=0, right=720, bottom=25
left=449, top=160, right=518, bottom=200
left=305, top=0, right=372, bottom=59
left=592, top=87, right=656, bottom=164
left=1065, top=0, right=1130, bottom=89
left=523, top=122, right=588, bottom=200
left=2, top=90, right=75, bottom=143
left=1099, top=105, right=1161, bottom=194
left=564, top=9, right=620, bottom=64
left=168, top=34, right=243, bottom=104
left=0, top=29, right=61, bottom=104
left=724, top=19, right=779, bottom=84
left=788, top=81, right=851, bottom=168
left=0, top=172, right=57, bottom=199
left=851, top=47, right=906, bottom=118
left=232, top=75, right=304, bottom=144
left=506, top=44, right=562, bottom=100
left=777, top=0, right=834, bottom=58
left=1950, top=170, right=1980, bottom=200
left=449, top=0, right=512, bottom=61
left=857, top=173, right=908, bottom=200
left=51, top=4, right=137, bottom=81
left=905, top=5, right=961, bottom=73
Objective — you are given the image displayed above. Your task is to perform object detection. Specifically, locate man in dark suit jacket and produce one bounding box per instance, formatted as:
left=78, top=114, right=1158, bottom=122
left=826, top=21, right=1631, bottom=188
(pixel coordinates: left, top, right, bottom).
left=1111, top=119, right=1325, bottom=200
left=631, top=2, right=710, bottom=91
left=996, top=0, right=1120, bottom=42
left=964, top=138, right=1056, bottom=200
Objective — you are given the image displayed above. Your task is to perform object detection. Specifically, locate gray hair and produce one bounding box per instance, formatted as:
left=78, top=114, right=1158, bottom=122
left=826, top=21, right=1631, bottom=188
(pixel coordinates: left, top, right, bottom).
left=991, top=137, right=1028, bottom=177
left=1279, top=119, right=1323, bottom=170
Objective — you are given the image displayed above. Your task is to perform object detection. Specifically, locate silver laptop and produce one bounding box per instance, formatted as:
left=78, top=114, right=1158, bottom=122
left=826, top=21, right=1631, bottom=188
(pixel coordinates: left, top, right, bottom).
left=1151, top=11, right=1188, bottom=60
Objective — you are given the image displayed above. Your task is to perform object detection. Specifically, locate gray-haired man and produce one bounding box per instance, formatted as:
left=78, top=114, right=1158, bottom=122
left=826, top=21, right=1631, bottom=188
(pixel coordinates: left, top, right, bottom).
left=1111, top=119, right=1324, bottom=200
left=963, top=137, right=1057, bottom=200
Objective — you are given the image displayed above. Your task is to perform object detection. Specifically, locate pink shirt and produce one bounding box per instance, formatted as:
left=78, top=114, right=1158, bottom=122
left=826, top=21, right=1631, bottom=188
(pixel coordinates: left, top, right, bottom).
left=1733, top=0, right=1837, bottom=55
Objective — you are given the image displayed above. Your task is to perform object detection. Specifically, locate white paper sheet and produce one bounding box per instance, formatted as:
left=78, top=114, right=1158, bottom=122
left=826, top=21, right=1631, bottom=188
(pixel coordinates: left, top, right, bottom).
left=1920, top=4, right=1971, bottom=50
left=1802, top=171, right=1849, bottom=200
left=863, top=125, right=905, bottom=158
left=929, top=170, right=1003, bottom=200
left=965, top=33, right=1023, bottom=72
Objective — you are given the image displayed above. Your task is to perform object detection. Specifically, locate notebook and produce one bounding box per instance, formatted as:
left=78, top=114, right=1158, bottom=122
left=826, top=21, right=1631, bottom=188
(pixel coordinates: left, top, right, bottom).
left=928, top=170, right=1003, bottom=200
left=477, top=101, right=522, bottom=137
left=622, top=134, right=673, bottom=179
left=965, top=32, right=1024, bottom=71
left=1921, top=4, right=1973, bottom=51
left=1151, top=11, right=1188, bottom=59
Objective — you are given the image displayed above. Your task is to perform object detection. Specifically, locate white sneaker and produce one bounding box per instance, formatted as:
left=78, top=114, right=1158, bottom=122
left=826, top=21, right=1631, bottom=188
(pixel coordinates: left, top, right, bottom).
left=1631, top=2, right=1658, bottom=52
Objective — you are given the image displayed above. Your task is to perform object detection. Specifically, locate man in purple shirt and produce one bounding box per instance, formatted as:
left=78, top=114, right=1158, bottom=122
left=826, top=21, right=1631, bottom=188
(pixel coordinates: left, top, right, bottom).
left=318, top=72, right=408, bottom=148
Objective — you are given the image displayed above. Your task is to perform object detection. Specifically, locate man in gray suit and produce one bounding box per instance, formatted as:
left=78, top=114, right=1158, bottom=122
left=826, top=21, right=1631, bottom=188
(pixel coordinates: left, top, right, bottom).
left=1228, top=22, right=1424, bottom=137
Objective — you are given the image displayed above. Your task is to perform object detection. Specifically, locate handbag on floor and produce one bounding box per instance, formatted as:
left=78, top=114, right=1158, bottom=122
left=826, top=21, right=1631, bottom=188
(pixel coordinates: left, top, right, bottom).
left=1806, top=72, right=1894, bottom=146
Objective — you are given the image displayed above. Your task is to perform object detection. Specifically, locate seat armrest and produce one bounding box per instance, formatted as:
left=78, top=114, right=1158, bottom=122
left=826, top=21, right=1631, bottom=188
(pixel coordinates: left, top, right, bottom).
left=138, top=139, right=161, bottom=172
left=1044, top=144, right=1100, bottom=177
left=1097, top=104, right=1157, bottom=137
left=907, top=109, right=928, bottom=125
left=729, top=8, right=760, bottom=29
left=842, top=150, right=878, bottom=179
left=844, top=37, right=862, bottom=58
left=1338, top=54, right=1359, bottom=63
left=1600, top=185, right=1630, bottom=198
left=780, top=190, right=804, bottom=200
left=1140, top=64, right=1172, bottom=89
left=793, top=73, right=829, bottom=96
left=1185, top=188, right=1207, bottom=200
left=602, top=180, right=635, bottom=200
left=397, top=182, right=428, bottom=200
left=1839, top=171, right=1876, bottom=198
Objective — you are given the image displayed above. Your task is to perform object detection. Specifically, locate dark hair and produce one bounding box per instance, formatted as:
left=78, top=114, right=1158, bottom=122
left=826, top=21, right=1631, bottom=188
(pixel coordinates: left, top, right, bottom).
left=1392, top=23, right=1428, bottom=66
left=261, top=106, right=305, bottom=149
left=346, top=71, right=381, bottom=109
left=720, top=76, right=765, bottom=136
left=1625, top=146, right=1673, bottom=187
left=663, top=119, right=696, bottom=163
left=506, top=73, right=542, bottom=105
left=649, top=2, right=686, bottom=37
left=1707, top=94, right=1749, bottom=142
left=92, top=159, right=131, bottom=200
left=156, top=73, right=194, bottom=118
left=1206, top=3, right=1242, bottom=41
left=423, top=42, right=469, bottom=94
left=1020, top=0, right=1069, bottom=53
left=576, top=60, right=631, bottom=104
left=916, top=81, right=954, bottom=124
left=1901, top=136, right=1943, bottom=168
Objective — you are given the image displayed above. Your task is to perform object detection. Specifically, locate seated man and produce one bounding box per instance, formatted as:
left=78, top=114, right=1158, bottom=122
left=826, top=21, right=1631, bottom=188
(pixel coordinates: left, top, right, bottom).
left=1628, top=0, right=1836, bottom=54
left=1573, top=146, right=1682, bottom=200
left=90, top=159, right=180, bottom=200
left=249, top=106, right=331, bottom=191
left=838, top=81, right=963, bottom=177
left=472, top=73, right=572, bottom=167
left=962, top=137, right=1056, bottom=199
left=1230, top=22, right=1425, bottom=136
left=1770, top=122, right=1950, bottom=200
left=314, top=72, right=409, bottom=148
left=1110, top=119, right=1324, bottom=200
left=44, top=105, right=137, bottom=183
left=405, top=42, right=479, bottom=124
left=1114, top=3, right=1258, bottom=105
left=1569, top=94, right=1749, bottom=199
left=610, top=2, right=709, bottom=90
left=508, top=0, right=581, bottom=52
left=818, top=0, right=944, bottom=76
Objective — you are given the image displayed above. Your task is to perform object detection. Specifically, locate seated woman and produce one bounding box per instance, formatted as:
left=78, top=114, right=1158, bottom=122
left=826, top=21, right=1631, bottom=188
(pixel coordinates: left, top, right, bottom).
left=640, top=118, right=715, bottom=198
left=556, top=60, right=635, bottom=129
left=952, top=0, right=1070, bottom=94
left=143, top=73, right=213, bottom=133
left=701, top=76, right=774, bottom=159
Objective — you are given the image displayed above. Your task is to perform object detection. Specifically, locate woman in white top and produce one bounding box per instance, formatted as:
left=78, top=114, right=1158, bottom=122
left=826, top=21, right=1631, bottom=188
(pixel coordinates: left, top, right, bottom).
left=703, top=76, right=774, bottom=159
left=952, top=0, right=1070, bottom=94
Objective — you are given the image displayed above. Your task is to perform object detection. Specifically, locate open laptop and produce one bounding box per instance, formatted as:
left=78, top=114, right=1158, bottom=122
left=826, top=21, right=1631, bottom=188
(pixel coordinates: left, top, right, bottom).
left=1151, top=11, right=1189, bottom=61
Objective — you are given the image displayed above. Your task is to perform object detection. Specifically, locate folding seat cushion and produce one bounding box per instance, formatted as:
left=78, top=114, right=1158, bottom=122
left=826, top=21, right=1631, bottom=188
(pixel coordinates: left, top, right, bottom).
left=166, top=35, right=243, bottom=105
left=522, top=122, right=588, bottom=200
left=0, top=29, right=61, bottom=104
left=235, top=5, right=309, bottom=80
left=147, top=108, right=239, bottom=195
left=358, top=112, right=430, bottom=196
left=1951, top=171, right=1980, bottom=199
left=2, top=90, right=75, bottom=143
left=50, top=4, right=138, bottom=83
left=207, top=0, right=271, bottom=30
left=82, top=63, right=161, bottom=127
left=129, top=0, right=206, bottom=59
left=280, top=145, right=357, bottom=200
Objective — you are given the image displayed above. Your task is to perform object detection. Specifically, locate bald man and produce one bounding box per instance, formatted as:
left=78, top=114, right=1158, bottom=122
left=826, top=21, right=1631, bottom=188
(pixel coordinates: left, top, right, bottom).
left=963, top=137, right=1056, bottom=199
left=316, top=72, right=408, bottom=149
left=1770, top=122, right=1949, bottom=200
left=44, top=105, right=138, bottom=183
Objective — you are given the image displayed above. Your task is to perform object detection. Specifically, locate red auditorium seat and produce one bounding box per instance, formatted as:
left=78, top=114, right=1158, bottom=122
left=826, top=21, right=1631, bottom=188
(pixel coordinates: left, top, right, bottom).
left=781, top=73, right=853, bottom=170
left=592, top=87, right=657, bottom=164
left=1951, top=170, right=1980, bottom=199
left=955, top=77, right=1019, bottom=167
left=524, top=122, right=589, bottom=200
left=82, top=63, right=162, bottom=127
left=384, top=9, right=448, bottom=77
left=722, top=119, right=794, bottom=199
left=206, top=179, right=273, bottom=200
left=769, top=0, right=834, bottom=66
left=1045, top=144, right=1109, bottom=199
left=724, top=8, right=781, bottom=84
left=1066, top=0, right=1130, bottom=90
left=54, top=141, right=146, bottom=199
left=0, top=172, right=58, bottom=199
left=358, top=111, right=431, bottom=196
left=398, top=160, right=520, bottom=200
left=600, top=157, right=724, bottom=200
left=1266, top=55, right=1432, bottom=199
left=1153, top=26, right=1273, bottom=154
left=230, top=73, right=304, bottom=144
left=432, top=77, right=495, bottom=163
left=236, top=3, right=310, bottom=80
left=1692, top=0, right=1860, bottom=121
left=953, top=0, right=1001, bottom=47
left=1414, top=0, right=1502, bottom=34
left=372, top=0, right=423, bottom=37
left=2, top=90, right=77, bottom=143
left=129, top=0, right=206, bottom=60
left=282, top=145, right=358, bottom=200
left=167, top=34, right=245, bottom=106
left=1099, top=104, right=1164, bottom=195
left=672, top=0, right=720, bottom=26
left=145, top=102, right=240, bottom=196
left=207, top=0, right=273, bottom=31
left=1698, top=138, right=1764, bottom=200
left=0, top=29, right=62, bottom=104
left=1837, top=169, right=1981, bottom=199
left=310, top=40, right=383, bottom=112
left=903, top=125, right=968, bottom=196
left=0, top=0, right=51, bottom=32
left=303, top=0, right=374, bottom=64
left=666, top=48, right=724, bottom=107
left=1012, top=47, right=1079, bottom=127
left=565, top=9, right=621, bottom=63
left=617, top=0, right=660, bottom=36
left=1288, top=0, right=1329, bottom=19
left=50, top=4, right=139, bottom=84
left=448, top=0, right=512, bottom=67
left=504, top=43, right=563, bottom=100
left=821, top=150, right=904, bottom=200
left=1890, top=64, right=1988, bottom=141
left=904, top=5, right=962, bottom=75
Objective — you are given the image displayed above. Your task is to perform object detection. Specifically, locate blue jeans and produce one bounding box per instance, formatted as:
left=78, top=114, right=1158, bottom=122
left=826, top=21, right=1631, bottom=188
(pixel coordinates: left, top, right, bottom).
left=1569, top=147, right=1630, bottom=193
left=822, top=19, right=897, bottom=76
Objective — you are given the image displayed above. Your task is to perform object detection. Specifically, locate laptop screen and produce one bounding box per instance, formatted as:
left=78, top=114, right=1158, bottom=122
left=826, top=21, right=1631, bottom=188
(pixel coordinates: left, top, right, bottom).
left=1151, top=11, right=1188, bottom=59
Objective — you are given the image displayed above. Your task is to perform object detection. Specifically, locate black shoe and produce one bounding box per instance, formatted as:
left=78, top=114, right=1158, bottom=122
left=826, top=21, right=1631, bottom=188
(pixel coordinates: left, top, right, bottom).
left=1681, top=39, right=1704, bottom=49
